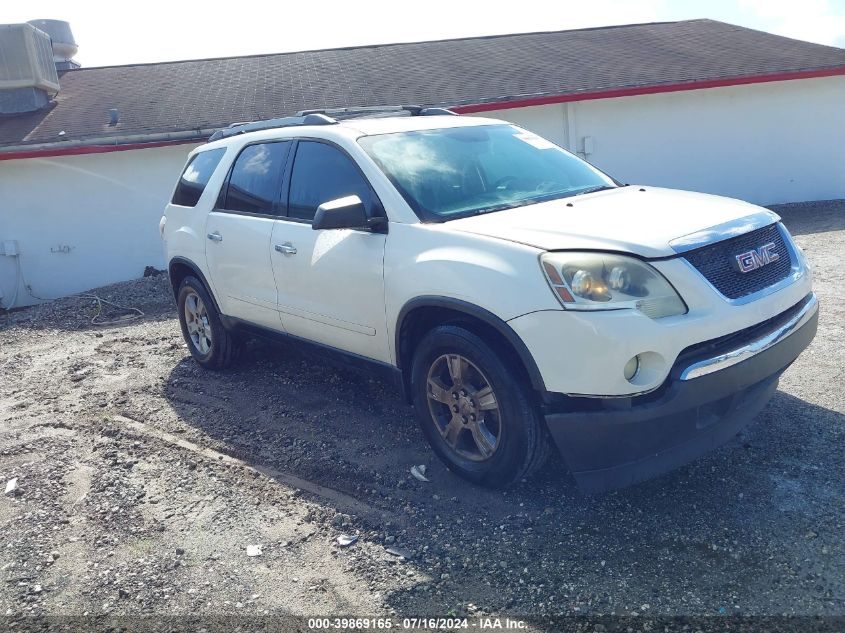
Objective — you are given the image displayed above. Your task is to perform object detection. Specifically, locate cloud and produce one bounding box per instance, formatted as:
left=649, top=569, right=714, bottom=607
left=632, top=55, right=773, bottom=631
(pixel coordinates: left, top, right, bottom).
left=0, top=0, right=666, bottom=66
left=5, top=0, right=841, bottom=66
left=738, top=0, right=845, bottom=46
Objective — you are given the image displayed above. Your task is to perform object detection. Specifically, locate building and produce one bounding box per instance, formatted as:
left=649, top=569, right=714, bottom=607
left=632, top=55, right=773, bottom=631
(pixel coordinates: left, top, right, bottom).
left=1, top=19, right=844, bottom=308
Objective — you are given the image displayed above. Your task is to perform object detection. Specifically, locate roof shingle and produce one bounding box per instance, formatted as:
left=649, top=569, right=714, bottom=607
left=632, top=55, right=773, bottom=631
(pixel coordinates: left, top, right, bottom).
left=2, top=19, right=844, bottom=149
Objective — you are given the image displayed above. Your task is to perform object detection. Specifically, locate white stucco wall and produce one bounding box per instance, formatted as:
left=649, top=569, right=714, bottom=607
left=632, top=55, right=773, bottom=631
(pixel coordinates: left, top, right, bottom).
left=477, top=76, right=845, bottom=205
left=0, top=143, right=200, bottom=308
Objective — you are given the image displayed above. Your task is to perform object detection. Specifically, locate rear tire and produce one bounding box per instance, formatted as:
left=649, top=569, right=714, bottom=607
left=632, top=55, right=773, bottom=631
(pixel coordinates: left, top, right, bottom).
left=177, top=276, right=241, bottom=369
left=410, top=325, right=551, bottom=487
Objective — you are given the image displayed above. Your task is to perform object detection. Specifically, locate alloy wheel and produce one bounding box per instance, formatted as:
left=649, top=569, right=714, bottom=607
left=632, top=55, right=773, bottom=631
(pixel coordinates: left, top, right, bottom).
left=425, top=354, right=502, bottom=461
left=184, top=291, right=213, bottom=355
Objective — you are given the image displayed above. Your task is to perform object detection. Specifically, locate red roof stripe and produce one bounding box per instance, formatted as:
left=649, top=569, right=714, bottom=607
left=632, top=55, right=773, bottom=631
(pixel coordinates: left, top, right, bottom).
left=452, top=67, right=845, bottom=113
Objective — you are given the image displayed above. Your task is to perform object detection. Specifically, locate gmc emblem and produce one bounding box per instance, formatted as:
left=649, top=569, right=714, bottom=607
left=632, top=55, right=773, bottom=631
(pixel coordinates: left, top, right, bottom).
left=734, top=242, right=779, bottom=273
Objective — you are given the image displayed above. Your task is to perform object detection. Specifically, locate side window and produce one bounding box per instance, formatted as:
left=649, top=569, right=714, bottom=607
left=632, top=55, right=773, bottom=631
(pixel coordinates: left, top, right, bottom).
left=171, top=148, right=225, bottom=207
left=288, top=141, right=373, bottom=222
left=223, top=141, right=291, bottom=215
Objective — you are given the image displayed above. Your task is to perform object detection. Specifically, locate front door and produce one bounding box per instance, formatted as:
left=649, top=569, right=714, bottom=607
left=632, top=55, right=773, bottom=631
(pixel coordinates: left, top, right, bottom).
left=205, top=140, right=291, bottom=330
left=270, top=140, right=389, bottom=362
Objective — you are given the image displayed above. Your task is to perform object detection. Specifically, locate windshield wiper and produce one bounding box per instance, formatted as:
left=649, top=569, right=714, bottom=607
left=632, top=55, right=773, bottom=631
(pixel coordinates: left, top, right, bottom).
left=571, top=184, right=617, bottom=196
left=448, top=185, right=618, bottom=221
left=466, top=200, right=533, bottom=217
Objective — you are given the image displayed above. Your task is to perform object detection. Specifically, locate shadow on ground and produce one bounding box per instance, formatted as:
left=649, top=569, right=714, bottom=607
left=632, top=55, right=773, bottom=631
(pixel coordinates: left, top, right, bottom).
left=163, top=337, right=844, bottom=618
left=770, top=200, right=845, bottom=236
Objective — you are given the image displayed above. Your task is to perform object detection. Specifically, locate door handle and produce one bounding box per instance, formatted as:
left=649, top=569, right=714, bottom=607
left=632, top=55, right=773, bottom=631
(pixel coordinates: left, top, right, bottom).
left=275, top=243, right=297, bottom=255
left=207, top=232, right=223, bottom=242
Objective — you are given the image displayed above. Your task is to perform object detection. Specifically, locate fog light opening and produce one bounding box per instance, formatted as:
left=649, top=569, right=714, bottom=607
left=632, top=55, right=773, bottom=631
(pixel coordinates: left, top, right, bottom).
left=623, top=355, right=641, bottom=382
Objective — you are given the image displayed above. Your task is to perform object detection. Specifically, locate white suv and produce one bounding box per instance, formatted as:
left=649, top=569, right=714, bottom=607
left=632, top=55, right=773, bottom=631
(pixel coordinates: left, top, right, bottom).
left=161, top=107, right=818, bottom=492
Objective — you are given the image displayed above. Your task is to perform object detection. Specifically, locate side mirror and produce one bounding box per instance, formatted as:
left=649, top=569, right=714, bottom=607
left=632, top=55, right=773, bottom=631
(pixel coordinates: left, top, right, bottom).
left=312, top=195, right=367, bottom=230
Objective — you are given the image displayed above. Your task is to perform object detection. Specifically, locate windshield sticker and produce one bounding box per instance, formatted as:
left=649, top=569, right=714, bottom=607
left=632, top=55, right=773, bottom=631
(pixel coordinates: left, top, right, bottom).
left=513, top=132, right=558, bottom=150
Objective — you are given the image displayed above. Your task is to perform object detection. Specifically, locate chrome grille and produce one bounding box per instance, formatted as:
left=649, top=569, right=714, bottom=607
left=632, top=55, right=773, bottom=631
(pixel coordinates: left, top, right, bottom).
left=683, top=223, right=793, bottom=300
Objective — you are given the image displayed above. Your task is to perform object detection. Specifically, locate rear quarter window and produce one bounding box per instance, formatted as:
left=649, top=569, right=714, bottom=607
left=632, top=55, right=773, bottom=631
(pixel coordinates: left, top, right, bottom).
left=171, top=148, right=226, bottom=207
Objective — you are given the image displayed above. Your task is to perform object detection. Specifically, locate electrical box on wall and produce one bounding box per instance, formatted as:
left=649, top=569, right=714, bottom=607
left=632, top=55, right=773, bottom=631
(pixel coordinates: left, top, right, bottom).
left=1, top=240, right=19, bottom=256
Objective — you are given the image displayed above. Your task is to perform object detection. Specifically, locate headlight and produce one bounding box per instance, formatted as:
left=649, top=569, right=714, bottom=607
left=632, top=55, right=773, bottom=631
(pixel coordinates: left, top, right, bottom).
left=541, top=252, right=687, bottom=318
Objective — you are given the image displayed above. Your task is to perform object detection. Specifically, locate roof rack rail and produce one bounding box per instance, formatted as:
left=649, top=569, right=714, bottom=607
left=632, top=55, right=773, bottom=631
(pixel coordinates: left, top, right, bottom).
left=208, top=113, right=335, bottom=142
left=295, top=105, right=457, bottom=119
left=208, top=105, right=457, bottom=142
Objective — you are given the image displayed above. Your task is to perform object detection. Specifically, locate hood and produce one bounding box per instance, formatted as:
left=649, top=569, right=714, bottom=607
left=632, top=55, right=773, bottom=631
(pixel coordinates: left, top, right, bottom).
left=443, top=186, right=779, bottom=258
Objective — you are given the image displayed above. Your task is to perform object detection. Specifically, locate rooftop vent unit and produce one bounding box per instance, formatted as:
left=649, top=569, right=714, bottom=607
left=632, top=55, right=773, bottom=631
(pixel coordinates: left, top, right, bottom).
left=27, top=19, right=79, bottom=70
left=0, top=23, right=59, bottom=114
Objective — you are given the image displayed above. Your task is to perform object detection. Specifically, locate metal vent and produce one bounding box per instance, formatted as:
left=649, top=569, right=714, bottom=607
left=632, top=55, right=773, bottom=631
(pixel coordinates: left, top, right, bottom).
left=0, top=23, right=60, bottom=93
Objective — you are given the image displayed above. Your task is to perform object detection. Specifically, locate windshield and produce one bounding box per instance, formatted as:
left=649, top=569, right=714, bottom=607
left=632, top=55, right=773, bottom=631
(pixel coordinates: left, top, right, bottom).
left=358, top=124, right=616, bottom=221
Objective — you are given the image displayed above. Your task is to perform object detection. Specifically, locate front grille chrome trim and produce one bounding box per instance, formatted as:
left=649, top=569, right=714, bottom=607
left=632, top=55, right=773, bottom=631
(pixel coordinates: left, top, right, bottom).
left=669, top=211, right=780, bottom=254
left=680, top=293, right=818, bottom=380
left=681, top=223, right=805, bottom=306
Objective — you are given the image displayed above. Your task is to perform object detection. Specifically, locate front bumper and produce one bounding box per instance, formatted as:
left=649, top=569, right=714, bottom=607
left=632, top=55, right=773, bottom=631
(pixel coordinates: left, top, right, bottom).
left=545, top=293, right=818, bottom=493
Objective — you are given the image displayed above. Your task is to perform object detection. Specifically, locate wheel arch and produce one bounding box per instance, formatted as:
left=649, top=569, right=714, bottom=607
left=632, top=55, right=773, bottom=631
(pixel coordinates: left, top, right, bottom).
left=168, top=257, right=222, bottom=315
left=395, top=296, right=547, bottom=400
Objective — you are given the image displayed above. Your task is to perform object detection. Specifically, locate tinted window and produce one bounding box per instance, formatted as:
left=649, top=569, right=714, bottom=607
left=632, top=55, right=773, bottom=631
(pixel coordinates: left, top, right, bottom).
left=171, top=148, right=225, bottom=207
left=224, top=141, right=290, bottom=215
left=288, top=141, right=373, bottom=221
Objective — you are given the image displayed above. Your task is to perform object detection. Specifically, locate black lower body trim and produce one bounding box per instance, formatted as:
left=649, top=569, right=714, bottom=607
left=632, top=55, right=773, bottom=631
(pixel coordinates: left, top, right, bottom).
left=545, top=297, right=818, bottom=493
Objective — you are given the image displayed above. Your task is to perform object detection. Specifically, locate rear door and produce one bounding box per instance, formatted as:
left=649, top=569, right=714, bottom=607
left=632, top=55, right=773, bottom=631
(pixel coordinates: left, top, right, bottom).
left=205, top=140, right=292, bottom=330
left=270, top=140, right=389, bottom=362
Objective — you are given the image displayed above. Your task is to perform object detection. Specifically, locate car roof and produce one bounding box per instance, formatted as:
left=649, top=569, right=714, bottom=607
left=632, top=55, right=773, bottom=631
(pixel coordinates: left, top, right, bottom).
left=199, top=114, right=508, bottom=152
left=339, top=114, right=505, bottom=135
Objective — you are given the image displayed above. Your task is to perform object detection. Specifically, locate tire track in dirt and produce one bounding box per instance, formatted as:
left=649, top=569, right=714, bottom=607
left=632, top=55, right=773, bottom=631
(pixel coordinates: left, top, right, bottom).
left=110, top=415, right=402, bottom=527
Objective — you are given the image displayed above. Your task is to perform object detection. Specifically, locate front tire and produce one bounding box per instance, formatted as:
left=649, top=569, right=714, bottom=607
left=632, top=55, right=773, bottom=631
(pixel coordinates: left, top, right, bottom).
left=410, top=325, right=551, bottom=487
left=177, top=276, right=240, bottom=369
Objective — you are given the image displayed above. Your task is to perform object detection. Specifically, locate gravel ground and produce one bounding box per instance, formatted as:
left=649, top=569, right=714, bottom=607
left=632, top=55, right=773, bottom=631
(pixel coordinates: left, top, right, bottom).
left=0, top=201, right=842, bottom=628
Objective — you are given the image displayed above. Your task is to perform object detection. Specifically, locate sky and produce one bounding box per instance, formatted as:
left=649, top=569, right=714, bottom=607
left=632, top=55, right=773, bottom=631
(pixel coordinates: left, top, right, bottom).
left=2, top=0, right=844, bottom=67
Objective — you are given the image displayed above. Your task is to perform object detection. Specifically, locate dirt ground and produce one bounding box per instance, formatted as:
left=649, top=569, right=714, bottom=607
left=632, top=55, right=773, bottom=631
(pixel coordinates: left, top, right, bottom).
left=0, top=201, right=843, bottom=629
